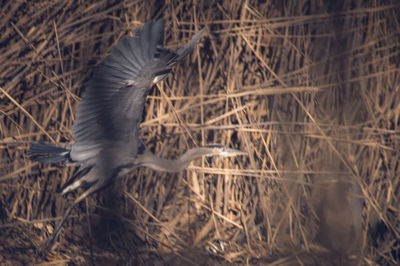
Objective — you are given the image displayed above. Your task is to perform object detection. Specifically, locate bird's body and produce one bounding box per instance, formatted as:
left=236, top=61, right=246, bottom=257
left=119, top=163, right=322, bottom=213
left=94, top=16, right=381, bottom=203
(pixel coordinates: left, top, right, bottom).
left=65, top=20, right=203, bottom=195
left=32, top=20, right=203, bottom=194
left=29, top=19, right=245, bottom=250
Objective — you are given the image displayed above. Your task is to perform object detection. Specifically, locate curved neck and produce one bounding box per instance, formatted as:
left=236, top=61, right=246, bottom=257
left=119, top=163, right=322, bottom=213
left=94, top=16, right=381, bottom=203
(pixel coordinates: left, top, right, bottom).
left=136, top=147, right=215, bottom=173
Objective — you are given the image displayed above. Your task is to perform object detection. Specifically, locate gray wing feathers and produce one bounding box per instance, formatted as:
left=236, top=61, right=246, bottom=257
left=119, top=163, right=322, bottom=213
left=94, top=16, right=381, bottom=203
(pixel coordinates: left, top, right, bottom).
left=72, top=19, right=203, bottom=148
left=176, top=29, right=204, bottom=61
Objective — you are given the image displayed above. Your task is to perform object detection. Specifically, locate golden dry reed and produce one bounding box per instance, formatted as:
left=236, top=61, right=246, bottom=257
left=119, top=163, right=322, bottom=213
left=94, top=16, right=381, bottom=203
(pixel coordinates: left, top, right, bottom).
left=0, top=0, right=399, bottom=265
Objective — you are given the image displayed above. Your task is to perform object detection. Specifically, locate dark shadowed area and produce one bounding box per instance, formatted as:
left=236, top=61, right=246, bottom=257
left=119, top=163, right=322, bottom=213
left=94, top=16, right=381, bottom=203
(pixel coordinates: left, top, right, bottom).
left=1, top=0, right=399, bottom=265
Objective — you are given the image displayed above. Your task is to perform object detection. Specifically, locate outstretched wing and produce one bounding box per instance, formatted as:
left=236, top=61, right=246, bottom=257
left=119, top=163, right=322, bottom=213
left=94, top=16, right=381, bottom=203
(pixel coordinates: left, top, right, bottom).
left=71, top=20, right=203, bottom=154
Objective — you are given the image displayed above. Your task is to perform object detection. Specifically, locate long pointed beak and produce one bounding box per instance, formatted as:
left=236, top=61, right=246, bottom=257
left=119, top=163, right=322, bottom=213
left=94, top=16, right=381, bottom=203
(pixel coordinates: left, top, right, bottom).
left=222, top=147, right=248, bottom=157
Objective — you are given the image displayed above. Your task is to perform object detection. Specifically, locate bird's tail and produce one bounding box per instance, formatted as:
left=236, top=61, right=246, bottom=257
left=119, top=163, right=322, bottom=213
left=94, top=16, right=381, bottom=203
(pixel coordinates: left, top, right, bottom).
left=29, top=142, right=71, bottom=164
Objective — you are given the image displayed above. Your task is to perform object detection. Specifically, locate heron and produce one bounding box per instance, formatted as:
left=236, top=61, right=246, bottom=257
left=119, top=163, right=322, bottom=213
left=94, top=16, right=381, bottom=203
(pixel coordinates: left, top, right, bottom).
left=29, top=19, right=246, bottom=250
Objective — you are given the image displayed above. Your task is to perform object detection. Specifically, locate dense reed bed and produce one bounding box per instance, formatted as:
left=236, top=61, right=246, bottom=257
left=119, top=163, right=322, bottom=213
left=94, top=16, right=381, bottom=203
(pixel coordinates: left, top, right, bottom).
left=1, top=1, right=399, bottom=264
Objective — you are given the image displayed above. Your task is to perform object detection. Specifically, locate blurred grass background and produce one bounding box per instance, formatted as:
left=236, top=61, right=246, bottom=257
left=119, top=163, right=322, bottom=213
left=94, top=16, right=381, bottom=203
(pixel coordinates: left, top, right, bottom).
left=0, top=0, right=399, bottom=265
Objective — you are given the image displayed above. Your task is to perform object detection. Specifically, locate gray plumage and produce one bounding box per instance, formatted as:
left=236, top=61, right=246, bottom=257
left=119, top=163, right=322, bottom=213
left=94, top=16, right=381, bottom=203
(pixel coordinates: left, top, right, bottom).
left=29, top=142, right=70, bottom=164
left=29, top=19, right=245, bottom=250
left=32, top=20, right=204, bottom=195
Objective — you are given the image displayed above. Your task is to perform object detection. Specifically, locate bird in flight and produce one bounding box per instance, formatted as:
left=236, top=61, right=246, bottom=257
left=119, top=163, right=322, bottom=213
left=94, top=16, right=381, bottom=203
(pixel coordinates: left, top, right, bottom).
left=29, top=19, right=246, bottom=250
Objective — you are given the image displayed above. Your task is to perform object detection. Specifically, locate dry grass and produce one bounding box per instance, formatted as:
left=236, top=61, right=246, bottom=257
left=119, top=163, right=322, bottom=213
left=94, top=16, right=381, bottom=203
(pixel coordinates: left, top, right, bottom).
left=1, top=0, right=399, bottom=265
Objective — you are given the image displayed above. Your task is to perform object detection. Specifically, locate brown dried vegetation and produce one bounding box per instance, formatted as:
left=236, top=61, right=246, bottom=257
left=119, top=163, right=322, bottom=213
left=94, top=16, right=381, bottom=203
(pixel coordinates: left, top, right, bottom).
left=1, top=0, right=399, bottom=265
